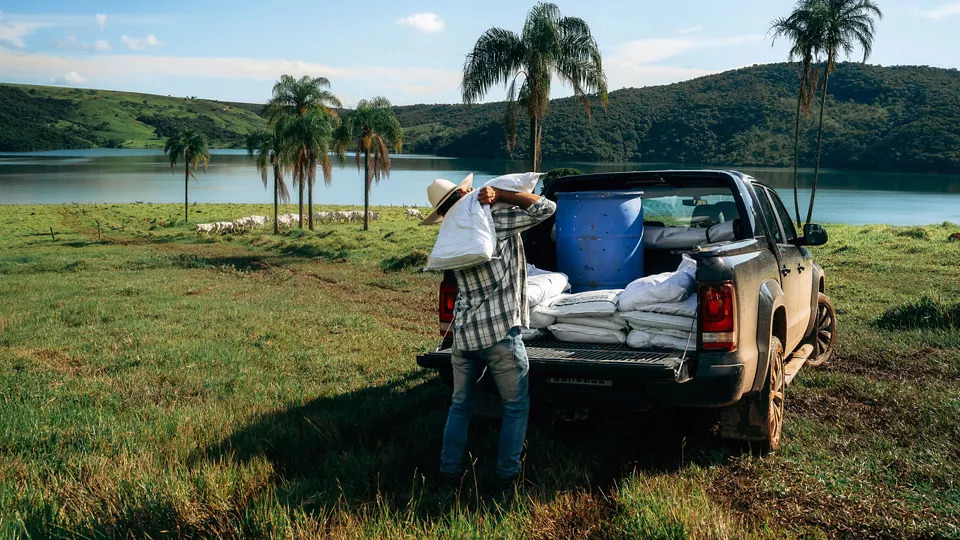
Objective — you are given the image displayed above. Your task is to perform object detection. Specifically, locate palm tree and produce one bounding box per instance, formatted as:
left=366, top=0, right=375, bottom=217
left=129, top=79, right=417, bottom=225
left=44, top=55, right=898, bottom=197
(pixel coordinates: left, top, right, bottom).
left=334, top=97, right=403, bottom=231
left=770, top=0, right=826, bottom=229
left=246, top=128, right=290, bottom=234
left=806, top=0, right=882, bottom=226
left=163, top=128, right=210, bottom=223
left=277, top=110, right=336, bottom=228
left=462, top=2, right=608, bottom=172
left=266, top=75, right=342, bottom=230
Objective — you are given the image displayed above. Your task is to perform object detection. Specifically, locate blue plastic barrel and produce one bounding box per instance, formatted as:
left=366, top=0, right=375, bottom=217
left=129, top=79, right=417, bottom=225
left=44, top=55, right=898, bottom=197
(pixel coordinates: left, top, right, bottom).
left=555, top=191, right=644, bottom=292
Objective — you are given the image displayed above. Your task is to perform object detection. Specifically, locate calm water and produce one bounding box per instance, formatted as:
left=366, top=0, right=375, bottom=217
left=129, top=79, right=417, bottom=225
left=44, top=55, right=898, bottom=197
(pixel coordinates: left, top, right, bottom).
left=1, top=149, right=959, bottom=225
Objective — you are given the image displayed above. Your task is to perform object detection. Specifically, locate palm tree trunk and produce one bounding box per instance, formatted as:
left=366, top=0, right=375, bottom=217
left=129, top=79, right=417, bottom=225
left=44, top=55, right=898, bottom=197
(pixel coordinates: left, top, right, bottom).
left=792, top=70, right=806, bottom=230
left=297, top=164, right=304, bottom=229
left=308, top=174, right=314, bottom=231
left=363, top=149, right=370, bottom=231
left=184, top=163, right=190, bottom=223
left=529, top=116, right=540, bottom=172
left=806, top=66, right=831, bottom=227
left=273, top=162, right=279, bottom=235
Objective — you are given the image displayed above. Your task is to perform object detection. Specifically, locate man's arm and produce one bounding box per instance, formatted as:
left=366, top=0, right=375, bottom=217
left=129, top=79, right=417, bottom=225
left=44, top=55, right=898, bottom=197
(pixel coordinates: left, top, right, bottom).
left=479, top=187, right=556, bottom=240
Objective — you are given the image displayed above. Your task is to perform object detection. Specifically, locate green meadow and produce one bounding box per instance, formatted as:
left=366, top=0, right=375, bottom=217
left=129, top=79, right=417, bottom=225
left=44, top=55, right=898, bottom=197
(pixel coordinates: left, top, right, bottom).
left=0, top=204, right=957, bottom=538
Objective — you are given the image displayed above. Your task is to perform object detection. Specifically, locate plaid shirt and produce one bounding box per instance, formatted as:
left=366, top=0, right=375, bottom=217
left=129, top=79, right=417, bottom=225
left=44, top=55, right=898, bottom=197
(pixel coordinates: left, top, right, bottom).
left=452, top=197, right=556, bottom=351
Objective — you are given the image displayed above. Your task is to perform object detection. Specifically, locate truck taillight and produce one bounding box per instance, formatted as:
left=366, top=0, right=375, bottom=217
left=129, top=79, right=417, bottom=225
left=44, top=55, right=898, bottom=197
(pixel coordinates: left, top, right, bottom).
left=439, top=281, right=457, bottom=334
left=700, top=282, right=738, bottom=351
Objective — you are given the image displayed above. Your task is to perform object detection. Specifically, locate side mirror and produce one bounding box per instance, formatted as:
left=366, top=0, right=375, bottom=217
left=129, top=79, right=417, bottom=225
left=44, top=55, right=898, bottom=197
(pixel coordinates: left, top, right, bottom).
left=802, top=223, right=828, bottom=246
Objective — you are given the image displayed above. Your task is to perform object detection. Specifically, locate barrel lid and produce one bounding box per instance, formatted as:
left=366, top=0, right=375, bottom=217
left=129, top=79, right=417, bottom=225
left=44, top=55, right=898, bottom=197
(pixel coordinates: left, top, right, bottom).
left=556, top=190, right=644, bottom=199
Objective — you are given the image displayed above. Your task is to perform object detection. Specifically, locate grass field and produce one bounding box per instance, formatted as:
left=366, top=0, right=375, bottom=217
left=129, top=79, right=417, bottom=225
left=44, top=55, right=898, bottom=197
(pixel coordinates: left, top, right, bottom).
left=0, top=204, right=958, bottom=538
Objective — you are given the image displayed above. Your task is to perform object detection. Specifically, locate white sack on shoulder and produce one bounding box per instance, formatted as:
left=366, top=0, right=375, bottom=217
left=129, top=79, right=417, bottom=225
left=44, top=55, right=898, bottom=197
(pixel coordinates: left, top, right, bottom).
left=549, top=323, right=626, bottom=345
left=483, top=172, right=542, bottom=193
left=622, top=311, right=697, bottom=332
left=527, top=270, right=570, bottom=307
left=627, top=329, right=693, bottom=351
left=635, top=295, right=698, bottom=318
left=555, top=315, right=627, bottom=331
left=617, top=255, right=697, bottom=311
left=424, top=191, right=495, bottom=271
left=538, top=289, right=621, bottom=318
left=529, top=308, right=557, bottom=329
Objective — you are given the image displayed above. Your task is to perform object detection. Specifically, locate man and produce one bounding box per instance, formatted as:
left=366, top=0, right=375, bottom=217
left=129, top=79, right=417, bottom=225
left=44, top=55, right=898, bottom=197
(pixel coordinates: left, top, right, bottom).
left=421, top=174, right=556, bottom=488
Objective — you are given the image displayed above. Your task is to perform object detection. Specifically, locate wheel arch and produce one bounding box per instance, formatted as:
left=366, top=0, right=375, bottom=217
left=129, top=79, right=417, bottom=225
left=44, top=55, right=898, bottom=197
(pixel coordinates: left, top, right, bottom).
left=752, top=279, right=786, bottom=393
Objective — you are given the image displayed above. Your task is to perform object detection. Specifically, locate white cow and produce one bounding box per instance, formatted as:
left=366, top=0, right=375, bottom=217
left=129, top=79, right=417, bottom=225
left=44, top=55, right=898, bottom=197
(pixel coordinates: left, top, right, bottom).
left=195, top=223, right=215, bottom=234
left=406, top=208, right=425, bottom=220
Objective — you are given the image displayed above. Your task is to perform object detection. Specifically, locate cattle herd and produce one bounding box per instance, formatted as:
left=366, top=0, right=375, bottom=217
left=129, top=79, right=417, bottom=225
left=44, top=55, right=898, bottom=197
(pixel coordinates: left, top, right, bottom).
left=193, top=209, right=425, bottom=234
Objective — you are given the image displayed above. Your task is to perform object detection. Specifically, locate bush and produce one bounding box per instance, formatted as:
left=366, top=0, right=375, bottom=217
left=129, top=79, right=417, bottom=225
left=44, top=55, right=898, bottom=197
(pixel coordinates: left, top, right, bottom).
left=874, top=295, right=959, bottom=331
left=380, top=250, right=428, bottom=272
left=895, top=227, right=929, bottom=240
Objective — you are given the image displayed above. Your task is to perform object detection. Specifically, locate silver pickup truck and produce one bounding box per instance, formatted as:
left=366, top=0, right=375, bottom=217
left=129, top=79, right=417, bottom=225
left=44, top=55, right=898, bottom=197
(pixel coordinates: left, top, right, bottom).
left=417, top=170, right=837, bottom=452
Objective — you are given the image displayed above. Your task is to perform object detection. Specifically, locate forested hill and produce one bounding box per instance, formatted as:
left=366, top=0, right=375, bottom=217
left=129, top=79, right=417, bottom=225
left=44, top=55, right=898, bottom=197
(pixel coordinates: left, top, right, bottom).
left=2, top=62, right=959, bottom=173
left=396, top=63, right=960, bottom=174
left=0, top=83, right=267, bottom=151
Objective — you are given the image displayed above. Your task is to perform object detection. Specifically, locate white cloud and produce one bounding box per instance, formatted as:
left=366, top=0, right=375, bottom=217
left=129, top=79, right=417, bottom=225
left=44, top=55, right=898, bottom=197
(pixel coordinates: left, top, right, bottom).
left=0, top=20, right=49, bottom=48
left=914, top=1, right=960, bottom=18
left=55, top=34, right=112, bottom=52
left=604, top=34, right=763, bottom=90
left=0, top=46, right=462, bottom=102
left=121, top=33, right=161, bottom=50
left=396, top=12, right=445, bottom=34
left=51, top=70, right=85, bottom=84
left=676, top=25, right=703, bottom=35
left=96, top=13, right=106, bottom=30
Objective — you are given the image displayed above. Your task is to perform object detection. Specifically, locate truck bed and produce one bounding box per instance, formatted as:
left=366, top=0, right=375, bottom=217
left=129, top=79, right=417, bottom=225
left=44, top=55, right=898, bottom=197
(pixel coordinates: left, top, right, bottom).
left=417, top=338, right=694, bottom=383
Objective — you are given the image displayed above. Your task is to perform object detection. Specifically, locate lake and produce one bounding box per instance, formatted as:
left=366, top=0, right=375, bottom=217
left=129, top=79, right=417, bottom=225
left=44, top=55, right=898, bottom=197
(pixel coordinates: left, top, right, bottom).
left=1, top=149, right=959, bottom=225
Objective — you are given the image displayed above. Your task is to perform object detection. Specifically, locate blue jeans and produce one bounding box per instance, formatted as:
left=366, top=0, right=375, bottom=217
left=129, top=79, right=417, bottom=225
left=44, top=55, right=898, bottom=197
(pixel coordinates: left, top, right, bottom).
left=440, top=327, right=530, bottom=479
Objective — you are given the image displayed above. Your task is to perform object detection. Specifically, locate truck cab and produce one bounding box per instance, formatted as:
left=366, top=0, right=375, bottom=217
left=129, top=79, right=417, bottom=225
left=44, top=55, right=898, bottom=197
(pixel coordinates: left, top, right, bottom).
left=417, top=170, right=836, bottom=452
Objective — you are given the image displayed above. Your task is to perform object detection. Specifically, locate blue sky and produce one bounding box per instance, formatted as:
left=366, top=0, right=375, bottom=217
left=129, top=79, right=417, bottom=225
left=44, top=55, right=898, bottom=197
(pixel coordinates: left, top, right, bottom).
left=1, top=0, right=958, bottom=106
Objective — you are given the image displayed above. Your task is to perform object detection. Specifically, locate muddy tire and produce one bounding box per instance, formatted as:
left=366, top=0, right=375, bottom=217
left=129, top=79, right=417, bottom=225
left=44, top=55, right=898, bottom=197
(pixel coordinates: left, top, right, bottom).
left=806, top=292, right=837, bottom=367
left=720, top=336, right=785, bottom=453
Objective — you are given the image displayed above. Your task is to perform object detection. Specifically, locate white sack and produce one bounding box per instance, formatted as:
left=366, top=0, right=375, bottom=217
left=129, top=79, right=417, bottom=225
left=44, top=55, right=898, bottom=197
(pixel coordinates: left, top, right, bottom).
left=424, top=191, right=495, bottom=271
left=622, top=311, right=698, bottom=332
left=555, top=315, right=627, bottom=331
left=538, top=290, right=621, bottom=318
left=627, top=329, right=694, bottom=351
left=617, top=255, right=697, bottom=311
left=521, top=327, right=545, bottom=341
left=527, top=270, right=570, bottom=307
left=483, top=172, right=542, bottom=193
left=634, top=295, right=699, bottom=318
left=529, top=308, right=557, bottom=329
left=548, top=323, right=626, bottom=345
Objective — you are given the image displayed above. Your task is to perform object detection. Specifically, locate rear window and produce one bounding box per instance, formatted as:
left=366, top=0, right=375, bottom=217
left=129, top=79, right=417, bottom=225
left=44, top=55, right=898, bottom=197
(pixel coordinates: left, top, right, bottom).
left=640, top=187, right=740, bottom=228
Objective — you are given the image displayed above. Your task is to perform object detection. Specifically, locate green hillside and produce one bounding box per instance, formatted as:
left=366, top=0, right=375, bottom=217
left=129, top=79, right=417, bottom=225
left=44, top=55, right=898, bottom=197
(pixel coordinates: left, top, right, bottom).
left=3, top=62, right=959, bottom=173
left=396, top=63, right=960, bottom=174
left=0, top=84, right=267, bottom=151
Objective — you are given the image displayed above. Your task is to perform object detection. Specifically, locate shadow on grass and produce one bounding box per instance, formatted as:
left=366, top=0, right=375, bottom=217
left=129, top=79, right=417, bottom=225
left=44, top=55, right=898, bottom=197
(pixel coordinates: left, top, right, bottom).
left=196, top=371, right=732, bottom=522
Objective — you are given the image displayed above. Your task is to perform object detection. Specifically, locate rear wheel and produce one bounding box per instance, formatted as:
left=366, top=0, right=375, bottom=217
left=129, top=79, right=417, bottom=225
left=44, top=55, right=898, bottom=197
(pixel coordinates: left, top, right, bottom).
left=720, top=336, right=785, bottom=453
left=806, top=292, right=836, bottom=367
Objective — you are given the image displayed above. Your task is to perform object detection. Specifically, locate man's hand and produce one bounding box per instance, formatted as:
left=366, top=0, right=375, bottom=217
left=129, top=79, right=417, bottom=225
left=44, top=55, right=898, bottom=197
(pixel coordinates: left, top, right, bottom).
left=477, top=186, right=498, bottom=206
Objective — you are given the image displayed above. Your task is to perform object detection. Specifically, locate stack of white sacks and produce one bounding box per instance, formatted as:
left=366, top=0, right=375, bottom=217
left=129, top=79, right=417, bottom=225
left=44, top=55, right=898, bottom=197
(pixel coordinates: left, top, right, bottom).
left=618, top=254, right=698, bottom=351
left=524, top=255, right=699, bottom=351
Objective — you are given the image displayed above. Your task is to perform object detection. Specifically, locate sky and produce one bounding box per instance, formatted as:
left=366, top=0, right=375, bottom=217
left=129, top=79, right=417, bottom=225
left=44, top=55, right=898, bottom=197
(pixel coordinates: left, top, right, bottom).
left=1, top=0, right=959, bottom=106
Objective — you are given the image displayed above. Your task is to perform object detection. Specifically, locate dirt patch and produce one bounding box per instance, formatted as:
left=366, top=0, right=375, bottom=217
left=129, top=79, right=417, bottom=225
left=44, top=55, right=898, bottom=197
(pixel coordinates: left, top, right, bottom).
left=18, top=347, right=83, bottom=376
left=705, top=460, right=944, bottom=538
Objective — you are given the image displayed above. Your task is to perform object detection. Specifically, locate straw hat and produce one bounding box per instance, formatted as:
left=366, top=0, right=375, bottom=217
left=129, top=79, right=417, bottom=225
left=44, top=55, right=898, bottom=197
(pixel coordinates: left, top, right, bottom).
left=420, top=173, right=474, bottom=225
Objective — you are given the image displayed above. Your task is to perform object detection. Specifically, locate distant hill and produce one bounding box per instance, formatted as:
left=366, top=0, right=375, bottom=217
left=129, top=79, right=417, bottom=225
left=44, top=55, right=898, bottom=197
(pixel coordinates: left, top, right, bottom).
left=0, top=84, right=267, bottom=151
left=2, top=62, right=959, bottom=173
left=396, top=63, right=960, bottom=174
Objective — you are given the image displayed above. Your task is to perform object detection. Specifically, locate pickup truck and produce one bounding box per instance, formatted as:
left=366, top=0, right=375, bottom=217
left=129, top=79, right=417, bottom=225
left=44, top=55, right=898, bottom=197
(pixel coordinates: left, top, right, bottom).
left=417, top=170, right=837, bottom=452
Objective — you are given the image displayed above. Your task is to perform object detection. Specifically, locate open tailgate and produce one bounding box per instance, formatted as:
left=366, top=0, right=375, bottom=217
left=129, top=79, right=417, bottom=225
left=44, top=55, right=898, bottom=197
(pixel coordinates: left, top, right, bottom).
left=417, top=339, right=692, bottom=382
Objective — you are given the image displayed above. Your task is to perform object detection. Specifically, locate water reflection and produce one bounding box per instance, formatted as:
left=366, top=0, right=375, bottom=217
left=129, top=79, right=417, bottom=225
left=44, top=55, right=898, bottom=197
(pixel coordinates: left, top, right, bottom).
left=0, top=150, right=957, bottom=225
